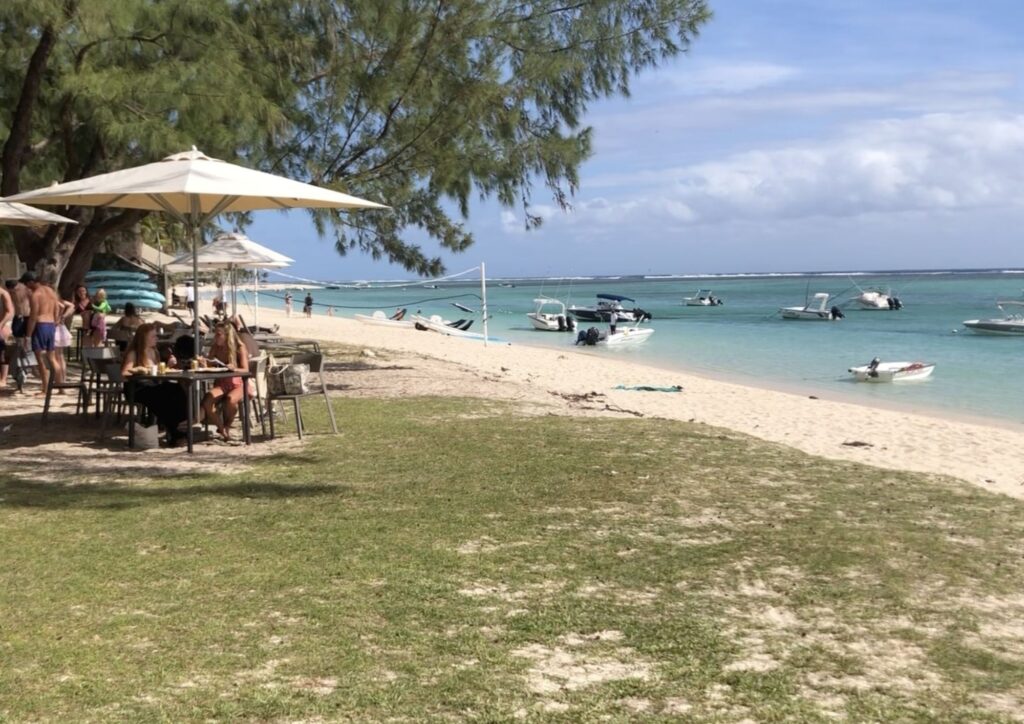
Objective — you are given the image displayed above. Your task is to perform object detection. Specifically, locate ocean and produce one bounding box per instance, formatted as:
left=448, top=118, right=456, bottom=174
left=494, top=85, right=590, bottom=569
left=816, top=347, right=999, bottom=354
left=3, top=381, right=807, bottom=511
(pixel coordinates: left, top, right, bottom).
left=252, top=270, right=1024, bottom=424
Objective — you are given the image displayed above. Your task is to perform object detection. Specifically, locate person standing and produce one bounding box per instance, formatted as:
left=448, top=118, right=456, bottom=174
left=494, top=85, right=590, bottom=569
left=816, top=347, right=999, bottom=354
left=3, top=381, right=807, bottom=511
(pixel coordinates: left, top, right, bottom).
left=185, top=282, right=195, bottom=315
left=9, top=277, right=30, bottom=344
left=0, top=280, right=13, bottom=390
left=284, top=291, right=293, bottom=317
left=303, top=292, right=313, bottom=318
left=22, top=272, right=61, bottom=394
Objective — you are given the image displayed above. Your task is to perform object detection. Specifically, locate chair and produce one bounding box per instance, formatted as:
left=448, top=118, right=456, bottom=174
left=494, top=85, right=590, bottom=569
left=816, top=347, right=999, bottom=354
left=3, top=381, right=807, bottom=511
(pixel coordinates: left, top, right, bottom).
left=266, top=351, right=337, bottom=439
left=81, top=346, right=119, bottom=414
left=40, top=352, right=88, bottom=423
left=248, top=355, right=269, bottom=436
left=94, top=359, right=132, bottom=438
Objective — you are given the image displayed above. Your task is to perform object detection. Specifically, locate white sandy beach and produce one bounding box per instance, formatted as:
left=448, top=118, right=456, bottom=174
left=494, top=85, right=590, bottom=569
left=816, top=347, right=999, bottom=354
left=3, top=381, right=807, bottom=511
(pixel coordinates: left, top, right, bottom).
left=257, top=306, right=1024, bottom=501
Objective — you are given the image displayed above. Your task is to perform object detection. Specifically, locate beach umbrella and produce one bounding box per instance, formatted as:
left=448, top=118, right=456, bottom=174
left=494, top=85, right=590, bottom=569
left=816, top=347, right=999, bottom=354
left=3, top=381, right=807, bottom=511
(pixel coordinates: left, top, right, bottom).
left=8, top=147, right=385, bottom=342
left=165, top=232, right=293, bottom=328
left=0, top=199, right=77, bottom=227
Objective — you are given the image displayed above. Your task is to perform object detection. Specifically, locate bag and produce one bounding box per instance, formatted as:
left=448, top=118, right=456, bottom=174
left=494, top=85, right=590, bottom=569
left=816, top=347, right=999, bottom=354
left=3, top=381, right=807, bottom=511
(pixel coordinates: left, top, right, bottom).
left=130, top=421, right=160, bottom=449
left=267, top=363, right=309, bottom=396
left=54, top=323, right=72, bottom=348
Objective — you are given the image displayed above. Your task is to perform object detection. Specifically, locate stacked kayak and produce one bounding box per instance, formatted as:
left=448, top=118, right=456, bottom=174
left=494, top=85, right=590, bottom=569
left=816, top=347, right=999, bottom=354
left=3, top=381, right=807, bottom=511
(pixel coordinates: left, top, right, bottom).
left=84, top=270, right=166, bottom=310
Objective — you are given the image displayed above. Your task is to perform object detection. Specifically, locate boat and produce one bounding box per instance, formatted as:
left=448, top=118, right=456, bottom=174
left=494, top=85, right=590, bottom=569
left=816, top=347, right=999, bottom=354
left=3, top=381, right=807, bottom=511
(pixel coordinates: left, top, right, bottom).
left=855, top=288, right=902, bottom=310
left=780, top=292, right=844, bottom=321
left=963, top=300, right=1024, bottom=335
left=354, top=309, right=415, bottom=328
left=568, top=294, right=651, bottom=323
left=526, top=297, right=577, bottom=332
left=412, top=314, right=488, bottom=339
left=575, top=320, right=654, bottom=347
left=849, top=357, right=935, bottom=382
left=683, top=289, right=723, bottom=306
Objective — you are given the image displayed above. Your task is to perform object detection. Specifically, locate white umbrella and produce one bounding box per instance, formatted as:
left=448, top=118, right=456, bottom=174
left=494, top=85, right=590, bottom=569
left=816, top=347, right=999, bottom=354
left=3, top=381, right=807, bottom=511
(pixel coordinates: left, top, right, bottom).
left=8, top=147, right=385, bottom=342
left=166, top=232, right=293, bottom=327
left=0, top=199, right=77, bottom=227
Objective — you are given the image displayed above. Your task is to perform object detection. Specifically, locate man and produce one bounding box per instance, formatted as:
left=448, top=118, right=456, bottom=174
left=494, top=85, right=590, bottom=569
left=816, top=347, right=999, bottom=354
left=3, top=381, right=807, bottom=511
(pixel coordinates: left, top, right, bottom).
left=186, top=282, right=195, bottom=315
left=303, top=292, right=313, bottom=318
left=8, top=277, right=30, bottom=342
left=0, top=280, right=13, bottom=390
left=22, top=272, right=62, bottom=394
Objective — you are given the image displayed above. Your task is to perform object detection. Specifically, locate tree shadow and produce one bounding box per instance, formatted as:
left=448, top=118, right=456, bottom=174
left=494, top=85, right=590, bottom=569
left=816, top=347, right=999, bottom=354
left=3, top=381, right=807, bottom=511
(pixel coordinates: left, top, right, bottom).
left=0, top=476, right=346, bottom=510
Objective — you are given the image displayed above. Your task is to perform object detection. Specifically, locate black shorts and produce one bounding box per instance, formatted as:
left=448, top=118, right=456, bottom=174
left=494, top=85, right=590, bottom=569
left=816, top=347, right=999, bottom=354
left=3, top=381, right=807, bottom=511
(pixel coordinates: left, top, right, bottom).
left=11, top=315, right=27, bottom=338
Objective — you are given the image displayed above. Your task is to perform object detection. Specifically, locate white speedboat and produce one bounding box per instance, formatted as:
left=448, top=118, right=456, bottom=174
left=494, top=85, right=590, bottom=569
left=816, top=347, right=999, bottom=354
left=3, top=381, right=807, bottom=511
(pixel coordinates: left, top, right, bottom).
left=856, top=288, right=903, bottom=310
left=569, top=294, right=651, bottom=323
left=849, top=357, right=935, bottom=382
left=354, top=309, right=414, bottom=328
left=412, top=314, right=478, bottom=337
left=575, top=322, right=654, bottom=347
left=683, top=289, right=724, bottom=306
left=780, top=293, right=844, bottom=321
left=526, top=297, right=577, bottom=332
left=963, top=301, right=1024, bottom=335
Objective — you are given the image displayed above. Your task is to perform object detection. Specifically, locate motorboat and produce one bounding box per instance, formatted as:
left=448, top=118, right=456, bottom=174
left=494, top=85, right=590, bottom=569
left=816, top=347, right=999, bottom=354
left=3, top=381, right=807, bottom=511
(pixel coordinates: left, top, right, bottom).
left=963, top=301, right=1024, bottom=335
left=683, top=289, right=724, bottom=306
left=849, top=357, right=935, bottom=382
left=780, top=292, right=844, bottom=321
left=526, top=297, right=577, bottom=332
left=411, top=314, right=496, bottom=340
left=354, top=308, right=414, bottom=328
left=569, top=294, right=651, bottom=323
left=575, top=321, right=654, bottom=347
left=855, top=288, right=902, bottom=310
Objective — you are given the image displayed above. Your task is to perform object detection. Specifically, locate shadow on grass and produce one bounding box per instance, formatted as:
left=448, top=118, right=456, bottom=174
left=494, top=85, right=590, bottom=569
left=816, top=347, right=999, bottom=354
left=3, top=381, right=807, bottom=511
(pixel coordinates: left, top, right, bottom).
left=0, top=477, right=346, bottom=510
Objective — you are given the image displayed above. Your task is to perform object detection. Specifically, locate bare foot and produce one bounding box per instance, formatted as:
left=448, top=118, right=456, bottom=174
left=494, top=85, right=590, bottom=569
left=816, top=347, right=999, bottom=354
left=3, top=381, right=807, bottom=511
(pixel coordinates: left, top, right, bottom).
left=217, top=426, right=232, bottom=442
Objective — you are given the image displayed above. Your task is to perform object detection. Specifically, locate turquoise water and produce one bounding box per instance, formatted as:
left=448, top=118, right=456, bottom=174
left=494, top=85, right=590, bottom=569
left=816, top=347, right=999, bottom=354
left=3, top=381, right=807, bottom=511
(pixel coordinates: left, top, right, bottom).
left=254, top=272, right=1024, bottom=423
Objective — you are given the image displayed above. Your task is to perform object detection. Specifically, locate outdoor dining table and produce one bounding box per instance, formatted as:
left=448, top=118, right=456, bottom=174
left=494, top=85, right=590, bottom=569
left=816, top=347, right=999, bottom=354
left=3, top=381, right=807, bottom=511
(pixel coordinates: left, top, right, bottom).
left=125, top=368, right=253, bottom=453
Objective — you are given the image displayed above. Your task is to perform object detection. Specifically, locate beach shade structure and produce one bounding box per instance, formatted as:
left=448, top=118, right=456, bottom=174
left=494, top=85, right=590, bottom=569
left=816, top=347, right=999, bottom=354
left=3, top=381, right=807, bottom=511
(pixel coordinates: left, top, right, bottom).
left=7, top=147, right=386, bottom=342
left=165, top=232, right=293, bottom=328
left=0, top=199, right=77, bottom=227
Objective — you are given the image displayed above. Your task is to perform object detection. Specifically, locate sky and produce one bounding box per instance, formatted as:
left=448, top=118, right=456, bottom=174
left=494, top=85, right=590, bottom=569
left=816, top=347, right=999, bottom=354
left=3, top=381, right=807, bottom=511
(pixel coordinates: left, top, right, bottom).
left=248, top=0, right=1024, bottom=282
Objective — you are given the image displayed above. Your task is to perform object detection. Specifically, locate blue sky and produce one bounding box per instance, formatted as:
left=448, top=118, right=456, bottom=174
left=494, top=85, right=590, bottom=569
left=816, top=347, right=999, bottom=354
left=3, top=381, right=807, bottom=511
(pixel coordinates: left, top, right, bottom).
left=249, top=0, right=1024, bottom=281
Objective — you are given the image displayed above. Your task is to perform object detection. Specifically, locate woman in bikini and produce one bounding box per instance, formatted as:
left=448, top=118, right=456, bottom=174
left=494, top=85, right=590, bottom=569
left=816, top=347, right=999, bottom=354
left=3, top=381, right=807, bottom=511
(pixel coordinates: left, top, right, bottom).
left=200, top=321, right=250, bottom=441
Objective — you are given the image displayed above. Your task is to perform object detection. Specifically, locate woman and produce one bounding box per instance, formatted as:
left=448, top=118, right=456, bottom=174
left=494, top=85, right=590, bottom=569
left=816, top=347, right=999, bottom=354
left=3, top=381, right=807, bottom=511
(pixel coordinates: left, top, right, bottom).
left=51, top=297, right=75, bottom=385
left=71, top=284, right=92, bottom=330
left=122, top=323, right=188, bottom=446
left=110, top=302, right=144, bottom=351
left=200, top=321, right=250, bottom=441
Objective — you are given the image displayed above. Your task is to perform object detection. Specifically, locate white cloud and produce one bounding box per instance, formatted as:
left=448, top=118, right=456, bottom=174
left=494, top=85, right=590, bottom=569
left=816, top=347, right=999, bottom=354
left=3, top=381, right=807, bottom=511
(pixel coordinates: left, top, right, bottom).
left=656, top=61, right=800, bottom=95
left=570, top=112, right=1024, bottom=228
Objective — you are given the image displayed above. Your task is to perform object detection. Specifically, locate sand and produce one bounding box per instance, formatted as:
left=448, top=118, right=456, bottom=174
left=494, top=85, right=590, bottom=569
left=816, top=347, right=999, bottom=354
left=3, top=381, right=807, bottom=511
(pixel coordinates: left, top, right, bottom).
left=3, top=305, right=1022, bottom=500
left=258, top=307, right=1024, bottom=500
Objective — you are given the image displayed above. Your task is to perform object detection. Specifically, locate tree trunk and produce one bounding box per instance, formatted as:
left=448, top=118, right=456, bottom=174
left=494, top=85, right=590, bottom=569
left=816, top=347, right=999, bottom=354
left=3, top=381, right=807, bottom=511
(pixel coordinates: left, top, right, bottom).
left=58, top=210, right=147, bottom=297
left=1, top=25, right=56, bottom=197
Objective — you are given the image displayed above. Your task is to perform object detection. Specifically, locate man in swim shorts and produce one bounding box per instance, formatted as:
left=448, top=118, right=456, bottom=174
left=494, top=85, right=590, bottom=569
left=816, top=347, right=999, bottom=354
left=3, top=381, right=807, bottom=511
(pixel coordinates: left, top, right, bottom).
left=23, top=271, right=61, bottom=393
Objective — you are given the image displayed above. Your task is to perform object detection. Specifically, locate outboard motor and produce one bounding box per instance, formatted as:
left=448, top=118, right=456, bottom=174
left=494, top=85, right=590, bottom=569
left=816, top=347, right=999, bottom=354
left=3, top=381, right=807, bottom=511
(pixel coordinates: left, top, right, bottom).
left=557, top=314, right=566, bottom=331
left=576, top=327, right=602, bottom=346
left=867, top=357, right=881, bottom=378
left=566, top=316, right=576, bottom=332
left=632, top=308, right=653, bottom=322
left=892, top=297, right=903, bottom=310
left=830, top=305, right=844, bottom=320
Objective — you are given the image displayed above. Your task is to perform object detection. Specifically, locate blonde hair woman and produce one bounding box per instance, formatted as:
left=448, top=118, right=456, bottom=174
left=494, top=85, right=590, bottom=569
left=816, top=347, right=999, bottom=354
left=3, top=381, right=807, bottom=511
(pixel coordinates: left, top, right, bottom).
left=201, top=321, right=250, bottom=441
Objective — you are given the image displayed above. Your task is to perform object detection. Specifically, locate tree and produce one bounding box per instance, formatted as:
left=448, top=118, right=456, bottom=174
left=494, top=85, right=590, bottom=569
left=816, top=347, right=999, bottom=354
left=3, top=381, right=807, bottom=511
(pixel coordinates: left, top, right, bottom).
left=1, top=0, right=711, bottom=294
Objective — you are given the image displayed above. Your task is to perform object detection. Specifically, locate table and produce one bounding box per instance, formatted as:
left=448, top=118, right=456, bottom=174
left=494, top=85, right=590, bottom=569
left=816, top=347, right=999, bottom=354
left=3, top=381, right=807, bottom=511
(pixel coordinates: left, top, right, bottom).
left=126, top=369, right=252, bottom=453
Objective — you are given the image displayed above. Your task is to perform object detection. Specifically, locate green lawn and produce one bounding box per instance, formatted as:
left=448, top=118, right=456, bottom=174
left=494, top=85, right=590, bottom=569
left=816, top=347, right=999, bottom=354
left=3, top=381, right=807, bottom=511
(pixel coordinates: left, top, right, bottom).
left=2, top=397, right=1023, bottom=721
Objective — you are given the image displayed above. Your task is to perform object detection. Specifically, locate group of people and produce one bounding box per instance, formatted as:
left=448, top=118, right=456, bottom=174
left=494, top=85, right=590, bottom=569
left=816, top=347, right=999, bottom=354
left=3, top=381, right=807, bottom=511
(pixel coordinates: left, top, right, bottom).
left=121, top=318, right=250, bottom=446
left=0, top=272, right=140, bottom=394
left=1, top=270, right=252, bottom=448
left=283, top=291, right=316, bottom=318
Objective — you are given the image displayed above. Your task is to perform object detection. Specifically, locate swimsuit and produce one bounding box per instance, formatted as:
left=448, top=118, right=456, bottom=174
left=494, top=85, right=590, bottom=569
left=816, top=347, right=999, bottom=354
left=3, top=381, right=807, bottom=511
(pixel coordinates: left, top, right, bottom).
left=11, top=315, right=27, bottom=338
left=31, top=322, right=56, bottom=352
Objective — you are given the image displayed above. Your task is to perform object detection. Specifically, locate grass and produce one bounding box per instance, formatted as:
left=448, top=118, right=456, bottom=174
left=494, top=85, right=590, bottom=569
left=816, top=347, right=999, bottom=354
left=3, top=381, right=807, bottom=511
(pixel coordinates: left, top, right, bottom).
left=2, top=397, right=1024, bottom=721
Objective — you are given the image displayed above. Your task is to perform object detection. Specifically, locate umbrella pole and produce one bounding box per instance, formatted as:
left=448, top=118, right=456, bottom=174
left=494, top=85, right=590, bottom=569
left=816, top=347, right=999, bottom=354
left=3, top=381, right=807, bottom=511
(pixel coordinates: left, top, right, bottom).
left=254, top=269, right=259, bottom=330
left=190, top=222, right=201, bottom=351
left=231, top=265, right=238, bottom=317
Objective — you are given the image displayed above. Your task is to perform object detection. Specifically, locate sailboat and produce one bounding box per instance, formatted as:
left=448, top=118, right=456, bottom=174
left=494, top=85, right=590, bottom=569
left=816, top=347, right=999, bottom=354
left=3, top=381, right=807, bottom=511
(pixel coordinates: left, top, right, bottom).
left=780, top=292, right=844, bottom=321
